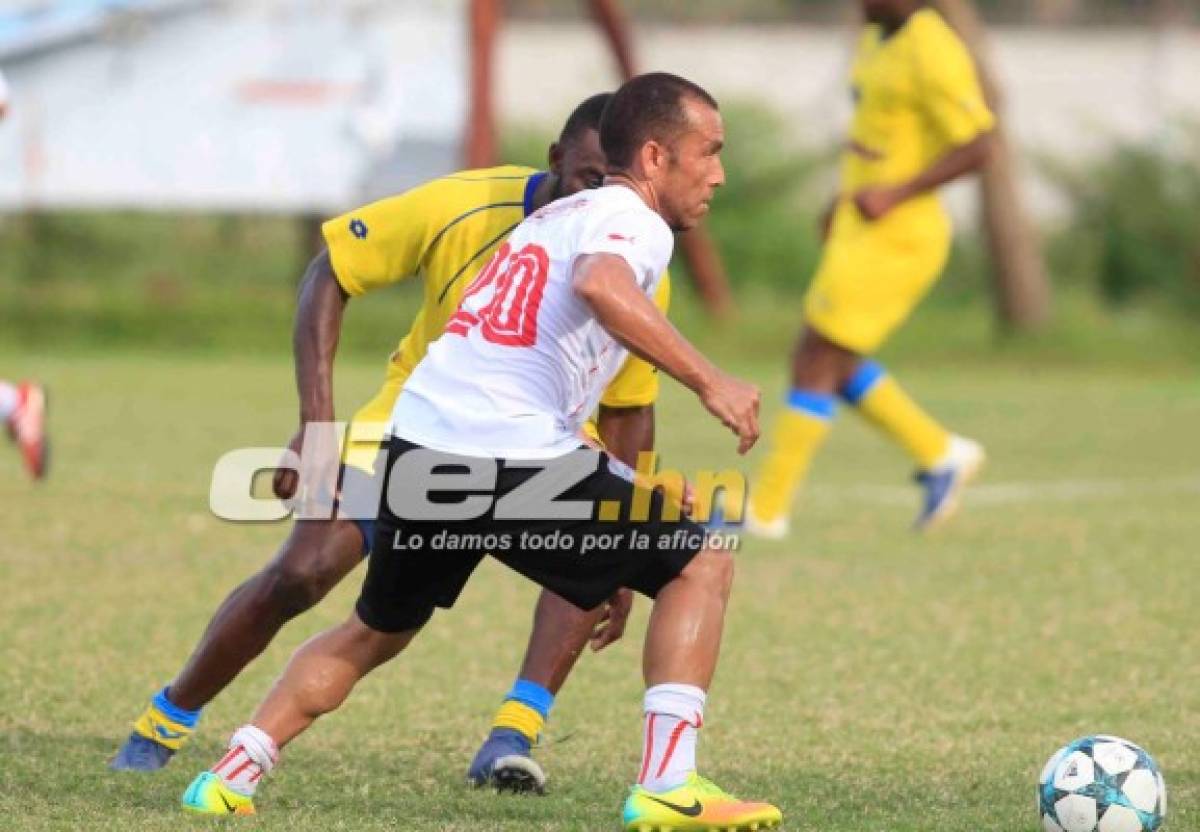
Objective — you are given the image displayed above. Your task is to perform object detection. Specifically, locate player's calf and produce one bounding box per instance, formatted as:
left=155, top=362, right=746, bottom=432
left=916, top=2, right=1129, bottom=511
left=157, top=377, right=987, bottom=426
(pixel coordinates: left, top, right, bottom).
left=181, top=614, right=415, bottom=813
left=111, top=519, right=368, bottom=771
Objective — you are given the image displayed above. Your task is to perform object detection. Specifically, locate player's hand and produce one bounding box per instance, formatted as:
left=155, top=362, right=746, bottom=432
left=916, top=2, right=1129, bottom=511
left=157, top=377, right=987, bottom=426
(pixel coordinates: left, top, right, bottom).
left=272, top=428, right=304, bottom=500
left=680, top=479, right=696, bottom=518
left=590, top=588, right=634, bottom=652
left=699, top=371, right=761, bottom=455
left=853, top=186, right=903, bottom=221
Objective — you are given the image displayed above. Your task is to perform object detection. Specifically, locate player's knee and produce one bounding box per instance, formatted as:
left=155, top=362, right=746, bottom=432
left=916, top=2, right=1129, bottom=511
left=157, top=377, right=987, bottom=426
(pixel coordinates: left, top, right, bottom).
left=793, top=329, right=857, bottom=392
left=262, top=523, right=361, bottom=618
left=682, top=547, right=735, bottom=601
left=260, top=560, right=330, bottom=619
left=262, top=549, right=344, bottom=618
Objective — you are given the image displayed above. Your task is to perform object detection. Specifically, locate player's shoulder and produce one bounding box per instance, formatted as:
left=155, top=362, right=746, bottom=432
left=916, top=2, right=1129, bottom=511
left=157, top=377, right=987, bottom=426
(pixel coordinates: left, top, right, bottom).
left=907, top=8, right=967, bottom=53
left=905, top=9, right=974, bottom=77
left=395, top=164, right=535, bottom=217
left=382, top=164, right=539, bottom=228
left=431, top=164, right=539, bottom=198
left=855, top=24, right=880, bottom=55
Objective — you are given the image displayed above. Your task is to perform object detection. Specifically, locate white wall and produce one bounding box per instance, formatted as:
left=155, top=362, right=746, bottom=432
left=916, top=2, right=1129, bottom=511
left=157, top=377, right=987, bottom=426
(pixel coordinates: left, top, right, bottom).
left=0, top=0, right=466, bottom=212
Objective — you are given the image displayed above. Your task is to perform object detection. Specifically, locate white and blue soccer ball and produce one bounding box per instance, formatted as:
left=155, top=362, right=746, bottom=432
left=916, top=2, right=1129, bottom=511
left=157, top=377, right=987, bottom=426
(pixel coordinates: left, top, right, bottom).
left=1039, top=735, right=1166, bottom=832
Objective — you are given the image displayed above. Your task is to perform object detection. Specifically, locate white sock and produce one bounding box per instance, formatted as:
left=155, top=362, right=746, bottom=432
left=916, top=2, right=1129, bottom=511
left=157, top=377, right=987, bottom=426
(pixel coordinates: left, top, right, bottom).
left=0, top=382, right=17, bottom=423
left=211, top=724, right=278, bottom=796
left=638, top=683, right=706, bottom=793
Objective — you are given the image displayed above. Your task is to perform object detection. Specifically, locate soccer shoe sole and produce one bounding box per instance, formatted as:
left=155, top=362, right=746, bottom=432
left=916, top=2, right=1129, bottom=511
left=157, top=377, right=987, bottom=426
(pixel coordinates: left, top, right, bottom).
left=484, top=754, right=546, bottom=795
left=917, top=445, right=987, bottom=533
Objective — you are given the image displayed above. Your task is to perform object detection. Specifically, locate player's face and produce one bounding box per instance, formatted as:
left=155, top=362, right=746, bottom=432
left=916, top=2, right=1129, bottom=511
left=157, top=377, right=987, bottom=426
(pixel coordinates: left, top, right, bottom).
left=550, top=128, right=607, bottom=199
left=655, top=97, right=725, bottom=232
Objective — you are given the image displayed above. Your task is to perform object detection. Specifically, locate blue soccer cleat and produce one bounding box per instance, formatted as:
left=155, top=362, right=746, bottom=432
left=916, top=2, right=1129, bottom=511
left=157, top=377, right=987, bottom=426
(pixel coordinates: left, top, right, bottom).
left=914, top=436, right=986, bottom=532
left=109, top=690, right=198, bottom=771
left=109, top=732, right=176, bottom=771
left=466, top=728, right=546, bottom=794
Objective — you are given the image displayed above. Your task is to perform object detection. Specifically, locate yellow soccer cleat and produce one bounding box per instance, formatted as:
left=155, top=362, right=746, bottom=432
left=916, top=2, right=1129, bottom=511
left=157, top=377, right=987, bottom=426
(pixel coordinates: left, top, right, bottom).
left=622, top=773, right=782, bottom=832
left=181, top=771, right=256, bottom=816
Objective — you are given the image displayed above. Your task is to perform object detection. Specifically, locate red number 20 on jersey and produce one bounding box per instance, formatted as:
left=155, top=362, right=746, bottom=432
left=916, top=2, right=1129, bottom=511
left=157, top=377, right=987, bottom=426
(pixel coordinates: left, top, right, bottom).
left=446, top=242, right=550, bottom=347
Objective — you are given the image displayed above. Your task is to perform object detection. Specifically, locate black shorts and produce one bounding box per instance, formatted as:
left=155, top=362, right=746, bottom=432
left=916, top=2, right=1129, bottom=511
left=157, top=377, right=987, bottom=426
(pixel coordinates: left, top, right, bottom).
left=355, top=436, right=708, bottom=633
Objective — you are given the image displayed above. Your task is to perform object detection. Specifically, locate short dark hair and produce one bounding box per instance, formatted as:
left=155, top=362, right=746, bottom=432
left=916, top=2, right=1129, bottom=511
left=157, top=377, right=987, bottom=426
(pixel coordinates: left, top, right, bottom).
left=599, top=72, right=719, bottom=169
left=559, top=92, right=613, bottom=145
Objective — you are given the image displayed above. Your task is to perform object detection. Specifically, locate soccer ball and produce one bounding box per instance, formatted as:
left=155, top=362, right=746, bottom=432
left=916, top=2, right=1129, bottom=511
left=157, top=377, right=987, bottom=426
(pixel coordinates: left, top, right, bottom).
left=1039, top=735, right=1167, bottom=832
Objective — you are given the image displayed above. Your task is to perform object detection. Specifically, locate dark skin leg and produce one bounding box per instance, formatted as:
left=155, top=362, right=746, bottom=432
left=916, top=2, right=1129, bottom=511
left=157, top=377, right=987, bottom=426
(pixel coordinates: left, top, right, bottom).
left=516, top=591, right=607, bottom=694
left=791, top=326, right=864, bottom=396
left=166, top=519, right=365, bottom=712
left=171, top=406, right=654, bottom=711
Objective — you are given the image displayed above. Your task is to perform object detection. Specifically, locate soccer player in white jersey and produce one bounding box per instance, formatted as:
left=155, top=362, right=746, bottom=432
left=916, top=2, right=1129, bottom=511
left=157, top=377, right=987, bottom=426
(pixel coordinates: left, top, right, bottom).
left=180, top=73, right=782, bottom=831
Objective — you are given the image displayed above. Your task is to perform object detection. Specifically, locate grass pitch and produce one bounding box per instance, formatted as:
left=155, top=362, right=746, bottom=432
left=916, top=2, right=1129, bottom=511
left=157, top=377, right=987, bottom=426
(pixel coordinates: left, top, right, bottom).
left=1, top=350, right=1198, bottom=831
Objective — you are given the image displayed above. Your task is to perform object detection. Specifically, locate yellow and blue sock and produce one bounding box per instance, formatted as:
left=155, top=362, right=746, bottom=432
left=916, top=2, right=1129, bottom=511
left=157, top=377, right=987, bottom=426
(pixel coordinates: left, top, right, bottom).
left=749, top=389, right=836, bottom=524
left=491, top=679, right=554, bottom=745
left=133, top=687, right=201, bottom=751
left=840, top=361, right=950, bottom=470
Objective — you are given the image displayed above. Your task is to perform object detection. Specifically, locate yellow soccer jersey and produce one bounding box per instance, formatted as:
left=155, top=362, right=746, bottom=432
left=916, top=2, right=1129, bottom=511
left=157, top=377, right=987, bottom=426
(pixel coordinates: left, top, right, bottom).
left=841, top=8, right=994, bottom=196
left=325, top=166, right=542, bottom=391
left=323, top=166, right=670, bottom=461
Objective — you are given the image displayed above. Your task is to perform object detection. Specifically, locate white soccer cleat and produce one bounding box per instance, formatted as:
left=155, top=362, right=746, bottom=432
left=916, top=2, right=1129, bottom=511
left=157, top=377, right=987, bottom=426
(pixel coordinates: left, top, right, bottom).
left=914, top=435, right=986, bottom=532
left=742, top=502, right=790, bottom=540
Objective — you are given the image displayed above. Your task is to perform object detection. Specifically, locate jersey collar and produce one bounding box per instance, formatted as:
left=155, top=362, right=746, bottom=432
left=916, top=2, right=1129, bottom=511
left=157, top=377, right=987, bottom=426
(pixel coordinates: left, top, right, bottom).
left=524, top=171, right=549, bottom=216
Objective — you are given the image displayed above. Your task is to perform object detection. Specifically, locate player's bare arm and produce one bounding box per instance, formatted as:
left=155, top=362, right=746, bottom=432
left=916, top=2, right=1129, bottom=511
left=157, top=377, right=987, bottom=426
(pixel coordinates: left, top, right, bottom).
left=273, top=251, right=349, bottom=499
left=573, top=253, right=760, bottom=453
left=854, top=130, right=994, bottom=221
left=293, top=250, right=349, bottom=424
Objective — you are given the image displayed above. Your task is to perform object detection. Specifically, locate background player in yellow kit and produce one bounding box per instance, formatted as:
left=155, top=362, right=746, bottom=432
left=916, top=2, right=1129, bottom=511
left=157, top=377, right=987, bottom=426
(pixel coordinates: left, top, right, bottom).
left=111, top=94, right=672, bottom=793
left=747, top=0, right=995, bottom=537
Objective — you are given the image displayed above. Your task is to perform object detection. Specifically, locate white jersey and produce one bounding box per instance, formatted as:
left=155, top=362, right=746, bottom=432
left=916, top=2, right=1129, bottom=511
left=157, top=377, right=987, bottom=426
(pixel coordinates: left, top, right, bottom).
left=390, top=185, right=674, bottom=458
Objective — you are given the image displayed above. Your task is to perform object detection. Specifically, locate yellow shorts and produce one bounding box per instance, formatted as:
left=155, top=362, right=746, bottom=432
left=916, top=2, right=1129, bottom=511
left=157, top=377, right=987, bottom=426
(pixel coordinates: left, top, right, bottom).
left=803, top=198, right=951, bottom=355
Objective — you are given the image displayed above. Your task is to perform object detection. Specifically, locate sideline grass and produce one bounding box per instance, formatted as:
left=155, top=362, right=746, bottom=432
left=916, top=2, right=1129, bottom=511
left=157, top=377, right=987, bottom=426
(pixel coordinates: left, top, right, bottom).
left=1, top=351, right=1197, bottom=831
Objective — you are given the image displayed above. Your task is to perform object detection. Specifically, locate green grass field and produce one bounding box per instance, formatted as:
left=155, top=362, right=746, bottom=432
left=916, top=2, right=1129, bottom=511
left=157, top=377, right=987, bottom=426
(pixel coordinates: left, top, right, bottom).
left=1, top=349, right=1198, bottom=831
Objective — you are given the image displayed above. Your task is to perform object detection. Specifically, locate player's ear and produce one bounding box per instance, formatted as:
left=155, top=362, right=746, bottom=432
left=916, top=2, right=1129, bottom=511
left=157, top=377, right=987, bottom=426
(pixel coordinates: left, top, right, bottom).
left=547, top=142, right=565, bottom=175
left=641, top=140, right=667, bottom=178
